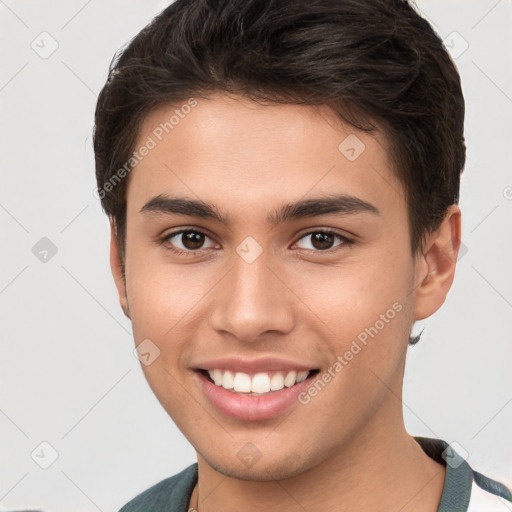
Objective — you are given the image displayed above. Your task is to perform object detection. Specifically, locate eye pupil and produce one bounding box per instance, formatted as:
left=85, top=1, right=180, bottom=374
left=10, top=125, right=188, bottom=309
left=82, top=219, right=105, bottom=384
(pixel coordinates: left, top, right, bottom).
left=182, top=231, right=205, bottom=250
left=169, top=230, right=344, bottom=254
left=311, top=232, right=334, bottom=250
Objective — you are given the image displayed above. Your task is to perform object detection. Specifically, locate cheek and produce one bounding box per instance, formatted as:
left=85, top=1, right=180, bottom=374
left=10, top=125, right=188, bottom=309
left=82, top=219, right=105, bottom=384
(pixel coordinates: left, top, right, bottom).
left=296, top=248, right=412, bottom=336
left=124, top=250, right=204, bottom=423
left=291, top=245, right=414, bottom=388
left=125, top=245, right=211, bottom=340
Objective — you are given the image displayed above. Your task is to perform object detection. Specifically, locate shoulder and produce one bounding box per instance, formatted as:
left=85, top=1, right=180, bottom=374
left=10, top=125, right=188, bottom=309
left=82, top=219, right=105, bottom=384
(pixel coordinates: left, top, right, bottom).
left=414, top=436, right=512, bottom=511
left=119, top=463, right=198, bottom=512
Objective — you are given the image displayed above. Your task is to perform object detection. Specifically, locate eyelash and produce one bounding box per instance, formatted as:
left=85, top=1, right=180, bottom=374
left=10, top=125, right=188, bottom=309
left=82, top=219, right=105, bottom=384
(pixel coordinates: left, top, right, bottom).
left=158, top=228, right=354, bottom=257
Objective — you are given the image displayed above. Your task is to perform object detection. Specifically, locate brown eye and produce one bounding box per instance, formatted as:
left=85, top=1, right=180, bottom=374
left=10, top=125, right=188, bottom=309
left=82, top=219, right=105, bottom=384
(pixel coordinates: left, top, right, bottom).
left=161, top=229, right=218, bottom=254
left=295, top=230, right=351, bottom=252
left=180, top=231, right=206, bottom=250
left=311, top=232, right=336, bottom=250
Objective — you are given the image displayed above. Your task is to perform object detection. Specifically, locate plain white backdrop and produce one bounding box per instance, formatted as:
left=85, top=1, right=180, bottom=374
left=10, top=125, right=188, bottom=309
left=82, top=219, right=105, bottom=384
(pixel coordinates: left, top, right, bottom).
left=1, top=1, right=511, bottom=511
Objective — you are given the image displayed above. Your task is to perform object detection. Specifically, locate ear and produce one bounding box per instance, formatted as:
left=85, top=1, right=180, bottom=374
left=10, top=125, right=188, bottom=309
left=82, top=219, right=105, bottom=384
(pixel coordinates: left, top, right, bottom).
left=109, top=219, right=131, bottom=319
left=413, top=204, right=462, bottom=321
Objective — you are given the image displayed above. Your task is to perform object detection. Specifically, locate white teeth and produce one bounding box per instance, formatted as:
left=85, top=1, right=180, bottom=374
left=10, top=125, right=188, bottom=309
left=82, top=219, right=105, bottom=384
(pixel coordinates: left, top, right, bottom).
left=205, top=369, right=311, bottom=394
left=221, top=370, right=234, bottom=389
left=233, top=372, right=251, bottom=392
left=284, top=370, right=297, bottom=387
left=212, top=369, right=223, bottom=386
left=296, top=370, right=309, bottom=383
left=270, top=373, right=284, bottom=391
left=251, top=373, right=271, bottom=393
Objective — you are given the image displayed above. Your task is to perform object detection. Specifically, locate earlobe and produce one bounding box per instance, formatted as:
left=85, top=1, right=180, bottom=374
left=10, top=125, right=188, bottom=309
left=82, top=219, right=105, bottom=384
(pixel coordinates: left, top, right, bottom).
left=109, top=219, right=131, bottom=319
left=413, top=205, right=462, bottom=321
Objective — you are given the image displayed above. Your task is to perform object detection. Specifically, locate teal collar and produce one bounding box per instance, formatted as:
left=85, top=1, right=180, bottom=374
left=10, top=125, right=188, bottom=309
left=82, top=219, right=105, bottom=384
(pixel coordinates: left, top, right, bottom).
left=414, top=436, right=473, bottom=511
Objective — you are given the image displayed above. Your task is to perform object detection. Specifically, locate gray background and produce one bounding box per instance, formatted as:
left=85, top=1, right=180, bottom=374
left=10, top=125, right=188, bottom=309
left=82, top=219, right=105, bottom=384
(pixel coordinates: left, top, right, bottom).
left=1, top=1, right=511, bottom=511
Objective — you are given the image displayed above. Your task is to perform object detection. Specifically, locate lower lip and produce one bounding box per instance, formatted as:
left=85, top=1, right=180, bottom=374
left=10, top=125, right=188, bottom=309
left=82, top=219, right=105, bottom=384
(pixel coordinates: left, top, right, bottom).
left=195, top=370, right=317, bottom=421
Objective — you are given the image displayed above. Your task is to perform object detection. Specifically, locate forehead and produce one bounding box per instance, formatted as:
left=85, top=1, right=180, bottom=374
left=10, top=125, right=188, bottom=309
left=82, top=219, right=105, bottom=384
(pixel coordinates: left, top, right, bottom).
left=127, top=93, right=403, bottom=220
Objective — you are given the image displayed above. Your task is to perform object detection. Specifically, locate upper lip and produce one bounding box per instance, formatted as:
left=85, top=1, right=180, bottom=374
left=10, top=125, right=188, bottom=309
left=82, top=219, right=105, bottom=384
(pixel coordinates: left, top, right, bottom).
left=194, top=356, right=318, bottom=374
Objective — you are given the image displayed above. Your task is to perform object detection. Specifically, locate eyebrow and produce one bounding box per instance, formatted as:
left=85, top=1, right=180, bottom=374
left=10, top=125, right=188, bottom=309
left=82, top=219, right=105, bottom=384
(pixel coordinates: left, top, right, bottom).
left=140, top=193, right=380, bottom=225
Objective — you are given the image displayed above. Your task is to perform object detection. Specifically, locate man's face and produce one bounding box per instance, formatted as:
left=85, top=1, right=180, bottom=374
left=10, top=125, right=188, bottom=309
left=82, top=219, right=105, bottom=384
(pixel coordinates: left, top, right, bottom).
left=118, top=93, right=423, bottom=480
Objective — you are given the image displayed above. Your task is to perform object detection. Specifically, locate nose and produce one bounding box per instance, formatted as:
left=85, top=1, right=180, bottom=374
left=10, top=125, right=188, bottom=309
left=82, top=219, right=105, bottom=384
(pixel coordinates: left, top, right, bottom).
left=208, top=246, right=295, bottom=343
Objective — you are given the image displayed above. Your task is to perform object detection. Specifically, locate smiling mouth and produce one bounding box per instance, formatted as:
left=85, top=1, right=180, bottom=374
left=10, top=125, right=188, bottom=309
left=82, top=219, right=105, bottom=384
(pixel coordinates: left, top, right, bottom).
left=197, top=368, right=320, bottom=395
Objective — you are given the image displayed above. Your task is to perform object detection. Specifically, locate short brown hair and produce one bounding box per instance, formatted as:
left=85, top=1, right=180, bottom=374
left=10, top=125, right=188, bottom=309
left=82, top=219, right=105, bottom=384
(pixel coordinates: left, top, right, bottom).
left=94, top=0, right=465, bottom=281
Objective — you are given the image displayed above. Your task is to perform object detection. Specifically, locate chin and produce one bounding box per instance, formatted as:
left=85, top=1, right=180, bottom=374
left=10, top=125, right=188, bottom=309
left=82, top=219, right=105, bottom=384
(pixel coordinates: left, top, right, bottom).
left=199, top=447, right=313, bottom=482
